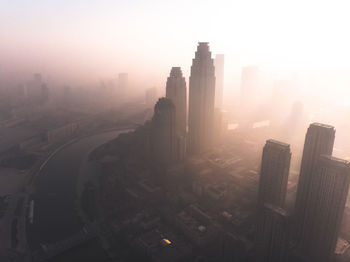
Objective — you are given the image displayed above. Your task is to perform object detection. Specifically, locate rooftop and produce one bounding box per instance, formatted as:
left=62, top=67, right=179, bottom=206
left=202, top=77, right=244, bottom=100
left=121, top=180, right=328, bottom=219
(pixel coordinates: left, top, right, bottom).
left=310, top=122, right=335, bottom=129
left=266, top=139, right=290, bottom=149
left=320, top=155, right=350, bottom=168
left=169, top=67, right=183, bottom=78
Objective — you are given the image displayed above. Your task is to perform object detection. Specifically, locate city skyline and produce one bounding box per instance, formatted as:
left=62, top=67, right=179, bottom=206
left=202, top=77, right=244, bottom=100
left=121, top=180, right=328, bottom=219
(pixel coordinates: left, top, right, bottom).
left=1, top=1, right=350, bottom=261
left=2, top=0, right=350, bottom=107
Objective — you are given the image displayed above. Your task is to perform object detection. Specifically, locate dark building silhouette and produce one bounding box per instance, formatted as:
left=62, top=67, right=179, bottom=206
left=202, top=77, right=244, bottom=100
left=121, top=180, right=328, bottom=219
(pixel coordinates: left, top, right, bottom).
left=294, top=123, right=335, bottom=245
left=296, top=155, right=350, bottom=262
left=166, top=67, right=187, bottom=136
left=188, top=42, right=216, bottom=154
left=254, top=203, right=289, bottom=262
left=258, top=139, right=291, bottom=207
left=150, top=98, right=176, bottom=166
left=220, top=232, right=250, bottom=262
left=214, top=54, right=224, bottom=109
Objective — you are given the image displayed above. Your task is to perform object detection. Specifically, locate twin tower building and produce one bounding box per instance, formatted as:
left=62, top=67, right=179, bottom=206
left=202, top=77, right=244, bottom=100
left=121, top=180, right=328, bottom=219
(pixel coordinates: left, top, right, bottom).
left=151, top=42, right=223, bottom=165
left=256, top=123, right=350, bottom=262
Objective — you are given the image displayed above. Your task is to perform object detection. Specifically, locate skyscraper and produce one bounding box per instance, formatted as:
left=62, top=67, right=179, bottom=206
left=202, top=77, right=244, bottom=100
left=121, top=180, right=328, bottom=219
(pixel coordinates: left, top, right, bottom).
left=150, top=98, right=177, bottom=166
left=297, top=155, right=350, bottom=262
left=258, top=139, right=291, bottom=207
left=188, top=42, right=216, bottom=154
left=214, top=54, right=224, bottom=109
left=254, top=203, right=290, bottom=262
left=166, top=67, right=187, bottom=136
left=294, top=123, right=335, bottom=244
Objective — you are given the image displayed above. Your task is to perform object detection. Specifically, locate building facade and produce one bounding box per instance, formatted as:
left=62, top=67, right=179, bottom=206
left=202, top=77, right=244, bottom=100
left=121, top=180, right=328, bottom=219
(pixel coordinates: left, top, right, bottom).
left=150, top=98, right=177, bottom=166
left=188, top=42, right=216, bottom=154
left=254, top=203, right=289, bottom=262
left=297, top=155, right=350, bottom=262
left=258, top=139, right=291, bottom=207
left=166, top=67, right=187, bottom=136
left=294, top=123, right=335, bottom=244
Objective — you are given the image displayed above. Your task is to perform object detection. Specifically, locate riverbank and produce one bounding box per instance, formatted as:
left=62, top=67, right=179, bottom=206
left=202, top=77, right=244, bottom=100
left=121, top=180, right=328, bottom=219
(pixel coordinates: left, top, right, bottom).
left=25, top=128, right=132, bottom=261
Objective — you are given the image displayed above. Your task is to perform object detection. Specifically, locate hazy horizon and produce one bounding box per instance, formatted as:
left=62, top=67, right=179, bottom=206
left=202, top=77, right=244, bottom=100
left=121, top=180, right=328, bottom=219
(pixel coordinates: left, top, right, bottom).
left=1, top=0, right=350, bottom=101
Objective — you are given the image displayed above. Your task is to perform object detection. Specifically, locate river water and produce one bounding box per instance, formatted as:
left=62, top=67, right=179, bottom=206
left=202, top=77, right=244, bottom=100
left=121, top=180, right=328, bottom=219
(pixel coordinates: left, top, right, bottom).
left=27, top=130, right=129, bottom=260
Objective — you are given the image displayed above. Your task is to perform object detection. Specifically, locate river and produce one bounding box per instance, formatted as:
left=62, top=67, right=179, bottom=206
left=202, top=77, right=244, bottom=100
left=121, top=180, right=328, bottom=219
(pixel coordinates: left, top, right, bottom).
left=27, top=130, right=130, bottom=260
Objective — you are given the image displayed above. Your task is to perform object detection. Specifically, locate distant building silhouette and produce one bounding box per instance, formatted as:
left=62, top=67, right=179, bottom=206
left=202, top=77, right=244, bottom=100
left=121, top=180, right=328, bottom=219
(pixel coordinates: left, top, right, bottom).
left=254, top=203, right=289, bottom=262
left=188, top=42, right=216, bottom=154
left=296, top=155, right=350, bottom=262
left=294, top=123, right=335, bottom=245
left=150, top=98, right=176, bottom=166
left=214, top=54, right=224, bottom=109
left=166, top=67, right=187, bottom=136
left=26, top=73, right=49, bottom=105
left=258, top=139, right=291, bottom=207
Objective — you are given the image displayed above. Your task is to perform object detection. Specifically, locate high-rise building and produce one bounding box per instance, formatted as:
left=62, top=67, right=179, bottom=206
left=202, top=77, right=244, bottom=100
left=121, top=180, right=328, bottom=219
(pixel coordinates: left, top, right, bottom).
left=188, top=42, right=216, bottom=154
left=258, top=139, right=291, bottom=207
left=214, top=54, right=224, bottom=109
left=296, top=155, right=350, bottom=262
left=254, top=203, right=290, bottom=262
left=150, top=98, right=176, bottom=166
left=294, top=123, right=335, bottom=244
left=166, top=67, right=187, bottom=136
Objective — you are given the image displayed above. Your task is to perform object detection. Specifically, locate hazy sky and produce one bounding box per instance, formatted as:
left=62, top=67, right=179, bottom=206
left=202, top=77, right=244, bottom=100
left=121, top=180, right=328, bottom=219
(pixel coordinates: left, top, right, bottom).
left=1, top=0, right=350, bottom=88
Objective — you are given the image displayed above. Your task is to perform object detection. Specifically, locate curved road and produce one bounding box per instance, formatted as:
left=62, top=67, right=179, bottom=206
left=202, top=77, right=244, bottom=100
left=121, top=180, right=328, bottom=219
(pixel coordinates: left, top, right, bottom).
left=27, top=130, right=129, bottom=252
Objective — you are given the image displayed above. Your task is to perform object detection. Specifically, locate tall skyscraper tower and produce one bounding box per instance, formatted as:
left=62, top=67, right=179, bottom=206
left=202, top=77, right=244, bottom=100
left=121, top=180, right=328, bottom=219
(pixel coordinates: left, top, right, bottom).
left=166, top=67, right=187, bottom=136
left=258, top=139, right=291, bottom=207
left=188, top=42, right=216, bottom=154
left=214, top=54, right=224, bottom=109
left=254, top=203, right=290, bottom=262
left=294, top=123, right=335, bottom=243
left=297, top=155, right=350, bottom=262
left=150, top=98, right=177, bottom=166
